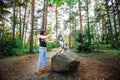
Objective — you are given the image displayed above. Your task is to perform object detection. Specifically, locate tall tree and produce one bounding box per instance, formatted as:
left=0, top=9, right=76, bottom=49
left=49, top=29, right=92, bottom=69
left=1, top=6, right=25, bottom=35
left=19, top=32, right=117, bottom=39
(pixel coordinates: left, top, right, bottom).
left=22, top=1, right=28, bottom=43
left=24, top=8, right=30, bottom=44
left=29, top=0, right=35, bottom=52
left=116, top=0, right=120, bottom=45
left=105, top=0, right=114, bottom=47
left=42, top=0, right=52, bottom=32
left=86, top=0, right=91, bottom=45
left=19, top=0, right=22, bottom=40
left=13, top=0, right=16, bottom=37
left=78, top=0, right=84, bottom=51
left=69, top=3, right=72, bottom=48
left=55, top=3, right=58, bottom=47
left=111, top=0, right=118, bottom=48
left=116, top=0, right=120, bottom=30
left=44, top=3, right=48, bottom=32
left=42, top=0, right=45, bottom=30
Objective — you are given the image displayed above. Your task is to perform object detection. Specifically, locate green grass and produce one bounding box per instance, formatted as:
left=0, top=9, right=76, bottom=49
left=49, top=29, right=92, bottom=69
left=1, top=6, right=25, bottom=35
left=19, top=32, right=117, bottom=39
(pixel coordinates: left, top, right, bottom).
left=71, top=44, right=118, bottom=60
left=76, top=49, right=117, bottom=60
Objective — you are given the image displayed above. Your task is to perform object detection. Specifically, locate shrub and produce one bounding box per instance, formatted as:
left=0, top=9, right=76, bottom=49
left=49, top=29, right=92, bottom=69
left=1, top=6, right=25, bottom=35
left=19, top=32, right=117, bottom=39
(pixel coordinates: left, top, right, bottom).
left=116, top=50, right=120, bottom=56
left=75, top=30, right=91, bottom=52
left=0, top=37, right=22, bottom=57
left=76, top=42, right=91, bottom=52
left=47, top=42, right=57, bottom=51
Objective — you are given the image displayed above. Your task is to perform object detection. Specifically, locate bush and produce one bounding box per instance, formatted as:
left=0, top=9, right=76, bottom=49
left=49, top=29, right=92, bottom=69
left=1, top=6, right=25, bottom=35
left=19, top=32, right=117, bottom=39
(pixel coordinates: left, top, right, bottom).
left=47, top=42, right=57, bottom=51
left=76, top=42, right=91, bottom=52
left=116, top=49, right=120, bottom=56
left=75, top=30, right=91, bottom=52
left=0, top=37, right=22, bottom=57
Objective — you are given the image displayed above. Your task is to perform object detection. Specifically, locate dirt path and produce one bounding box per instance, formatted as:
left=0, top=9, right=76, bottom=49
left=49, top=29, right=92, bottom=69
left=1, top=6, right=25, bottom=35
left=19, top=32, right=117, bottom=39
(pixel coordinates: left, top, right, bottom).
left=0, top=48, right=120, bottom=80
left=77, top=56, right=120, bottom=80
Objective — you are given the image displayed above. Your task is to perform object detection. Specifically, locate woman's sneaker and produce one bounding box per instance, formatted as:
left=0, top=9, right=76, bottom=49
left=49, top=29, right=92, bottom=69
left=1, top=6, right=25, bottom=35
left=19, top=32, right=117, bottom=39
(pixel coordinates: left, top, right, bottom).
left=37, top=70, right=42, bottom=74
left=44, top=67, right=49, bottom=71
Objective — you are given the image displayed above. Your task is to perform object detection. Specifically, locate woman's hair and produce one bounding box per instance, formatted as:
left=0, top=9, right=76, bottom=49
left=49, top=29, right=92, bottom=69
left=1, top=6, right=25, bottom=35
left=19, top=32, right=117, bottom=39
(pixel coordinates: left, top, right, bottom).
left=40, top=30, right=45, bottom=35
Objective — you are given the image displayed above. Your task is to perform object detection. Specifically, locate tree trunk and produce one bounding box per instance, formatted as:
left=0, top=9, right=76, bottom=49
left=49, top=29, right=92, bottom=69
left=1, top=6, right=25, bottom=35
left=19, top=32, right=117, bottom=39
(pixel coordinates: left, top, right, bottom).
left=116, top=0, right=120, bottom=44
left=111, top=0, right=118, bottom=48
left=22, top=2, right=27, bottom=43
left=105, top=26, right=109, bottom=44
left=24, top=23, right=27, bottom=44
left=42, top=0, right=45, bottom=30
left=55, top=4, right=58, bottom=48
left=74, top=19, right=77, bottom=50
left=19, top=0, right=22, bottom=40
left=86, top=0, right=91, bottom=45
left=69, top=10, right=71, bottom=48
left=44, top=4, right=48, bottom=32
left=24, top=10, right=30, bottom=44
left=13, top=0, right=16, bottom=37
left=78, top=0, right=84, bottom=52
left=105, top=0, right=114, bottom=48
left=68, top=0, right=72, bottom=48
left=29, top=0, right=35, bottom=53
left=116, top=0, right=120, bottom=29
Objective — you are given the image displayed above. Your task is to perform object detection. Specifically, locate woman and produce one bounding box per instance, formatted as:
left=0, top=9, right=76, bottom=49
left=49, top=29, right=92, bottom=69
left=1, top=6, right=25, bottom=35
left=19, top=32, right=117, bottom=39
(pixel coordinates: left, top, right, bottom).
left=37, top=30, right=54, bottom=74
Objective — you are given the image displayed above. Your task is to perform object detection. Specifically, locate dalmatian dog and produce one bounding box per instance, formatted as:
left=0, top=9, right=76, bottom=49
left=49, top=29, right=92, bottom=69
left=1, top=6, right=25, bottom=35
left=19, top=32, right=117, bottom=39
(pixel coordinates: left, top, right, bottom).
left=59, top=35, right=67, bottom=53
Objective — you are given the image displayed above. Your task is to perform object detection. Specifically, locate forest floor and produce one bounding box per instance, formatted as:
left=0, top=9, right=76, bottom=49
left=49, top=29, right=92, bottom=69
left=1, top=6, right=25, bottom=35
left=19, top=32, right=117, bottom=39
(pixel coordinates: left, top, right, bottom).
left=0, top=48, right=120, bottom=80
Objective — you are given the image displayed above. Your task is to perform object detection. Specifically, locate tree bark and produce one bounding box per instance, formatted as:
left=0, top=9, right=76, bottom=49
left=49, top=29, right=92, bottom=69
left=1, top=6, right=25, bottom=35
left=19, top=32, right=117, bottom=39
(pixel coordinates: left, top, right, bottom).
left=22, top=1, right=27, bottom=43
left=86, top=0, right=91, bottom=45
left=19, top=0, right=22, bottom=40
left=24, top=10, right=30, bottom=44
left=29, top=0, right=35, bottom=53
left=42, top=0, right=45, bottom=31
left=105, top=0, right=114, bottom=47
left=111, top=0, right=118, bottom=48
left=78, top=0, right=84, bottom=52
left=115, top=0, right=120, bottom=42
left=55, top=4, right=58, bottom=48
left=44, top=4, right=48, bottom=32
left=116, top=0, right=120, bottom=28
left=69, top=9, right=71, bottom=48
left=13, top=0, right=16, bottom=37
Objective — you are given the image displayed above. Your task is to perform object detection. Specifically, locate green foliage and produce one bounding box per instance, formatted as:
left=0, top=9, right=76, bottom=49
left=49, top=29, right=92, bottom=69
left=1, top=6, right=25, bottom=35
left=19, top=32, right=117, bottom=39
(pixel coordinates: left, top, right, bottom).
left=47, top=42, right=57, bottom=51
left=21, top=42, right=57, bottom=53
left=75, top=30, right=91, bottom=52
left=0, top=37, right=22, bottom=57
left=46, top=25, right=52, bottom=35
left=33, top=44, right=39, bottom=53
left=70, top=30, right=91, bottom=52
left=47, top=0, right=64, bottom=7
left=116, top=49, right=120, bottom=56
left=65, top=0, right=78, bottom=8
left=20, top=43, right=29, bottom=53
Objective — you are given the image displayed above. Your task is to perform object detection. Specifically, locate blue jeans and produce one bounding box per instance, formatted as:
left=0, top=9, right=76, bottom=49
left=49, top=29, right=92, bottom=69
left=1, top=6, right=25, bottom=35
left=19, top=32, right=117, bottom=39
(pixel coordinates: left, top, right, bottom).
left=37, top=48, right=47, bottom=70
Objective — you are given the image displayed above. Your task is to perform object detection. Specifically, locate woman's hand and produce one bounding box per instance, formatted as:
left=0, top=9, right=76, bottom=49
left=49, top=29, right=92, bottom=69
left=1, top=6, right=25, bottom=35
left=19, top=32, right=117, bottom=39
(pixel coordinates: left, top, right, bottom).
left=51, top=31, right=55, bottom=34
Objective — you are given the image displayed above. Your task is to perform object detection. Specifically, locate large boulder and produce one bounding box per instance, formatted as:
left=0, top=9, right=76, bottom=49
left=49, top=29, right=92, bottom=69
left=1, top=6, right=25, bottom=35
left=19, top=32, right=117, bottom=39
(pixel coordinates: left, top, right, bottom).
left=51, top=50, right=80, bottom=72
